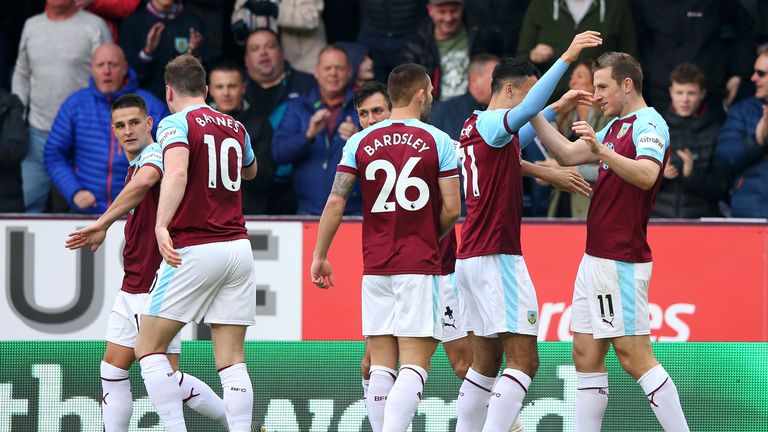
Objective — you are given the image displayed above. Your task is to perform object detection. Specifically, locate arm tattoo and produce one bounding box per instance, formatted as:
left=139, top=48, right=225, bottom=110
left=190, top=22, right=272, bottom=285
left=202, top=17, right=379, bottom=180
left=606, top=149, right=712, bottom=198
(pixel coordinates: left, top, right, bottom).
left=330, top=172, right=357, bottom=199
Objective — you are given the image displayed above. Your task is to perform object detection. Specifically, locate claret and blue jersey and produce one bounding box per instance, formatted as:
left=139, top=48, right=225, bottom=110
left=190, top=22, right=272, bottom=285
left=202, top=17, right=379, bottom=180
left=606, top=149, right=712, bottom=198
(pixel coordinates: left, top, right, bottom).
left=337, top=118, right=458, bottom=275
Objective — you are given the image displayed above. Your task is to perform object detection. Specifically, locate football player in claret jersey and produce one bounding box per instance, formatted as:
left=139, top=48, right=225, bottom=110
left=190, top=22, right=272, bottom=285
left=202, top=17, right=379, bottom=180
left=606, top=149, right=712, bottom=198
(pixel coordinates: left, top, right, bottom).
left=311, top=64, right=461, bottom=432
left=65, top=94, right=228, bottom=431
left=530, top=52, right=689, bottom=431
left=133, top=55, right=258, bottom=432
left=453, top=31, right=602, bottom=432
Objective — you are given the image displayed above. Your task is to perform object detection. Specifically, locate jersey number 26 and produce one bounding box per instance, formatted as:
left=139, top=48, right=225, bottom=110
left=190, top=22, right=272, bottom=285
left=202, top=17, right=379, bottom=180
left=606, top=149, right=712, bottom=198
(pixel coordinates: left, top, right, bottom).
left=365, top=157, right=429, bottom=213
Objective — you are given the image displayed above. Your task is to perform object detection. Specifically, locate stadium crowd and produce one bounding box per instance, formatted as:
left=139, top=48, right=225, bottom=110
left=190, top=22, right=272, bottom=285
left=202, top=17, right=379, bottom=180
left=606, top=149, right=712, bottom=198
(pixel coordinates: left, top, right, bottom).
left=2, top=0, right=768, bottom=219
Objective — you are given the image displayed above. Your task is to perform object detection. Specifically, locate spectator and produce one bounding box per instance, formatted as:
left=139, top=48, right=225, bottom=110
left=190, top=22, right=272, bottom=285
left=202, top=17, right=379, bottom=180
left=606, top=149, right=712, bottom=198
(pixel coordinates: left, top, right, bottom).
left=337, top=42, right=375, bottom=91
left=272, top=45, right=362, bottom=215
left=209, top=60, right=249, bottom=115
left=465, top=0, right=531, bottom=57
left=537, top=59, right=608, bottom=218
left=12, top=0, right=112, bottom=212
left=186, top=0, right=230, bottom=61
left=78, top=0, right=142, bottom=42
left=0, top=88, right=28, bottom=212
left=357, top=0, right=427, bottom=82
left=208, top=60, right=290, bottom=214
left=44, top=43, right=168, bottom=214
left=119, top=0, right=207, bottom=101
left=402, top=0, right=502, bottom=101
left=243, top=28, right=316, bottom=121
left=716, top=44, right=768, bottom=218
left=277, top=0, right=327, bottom=74
left=654, top=63, right=730, bottom=218
left=635, top=0, right=756, bottom=111
left=430, top=53, right=499, bottom=140
left=517, top=0, right=636, bottom=101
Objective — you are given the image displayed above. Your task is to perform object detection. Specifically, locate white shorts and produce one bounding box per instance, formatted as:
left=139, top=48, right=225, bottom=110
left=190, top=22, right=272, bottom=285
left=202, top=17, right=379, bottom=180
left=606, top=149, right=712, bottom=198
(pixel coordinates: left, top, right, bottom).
left=456, top=254, right=539, bottom=338
left=107, top=291, right=181, bottom=353
left=571, top=254, right=652, bottom=339
left=145, top=239, right=256, bottom=325
left=438, top=273, right=468, bottom=343
left=362, top=274, right=442, bottom=339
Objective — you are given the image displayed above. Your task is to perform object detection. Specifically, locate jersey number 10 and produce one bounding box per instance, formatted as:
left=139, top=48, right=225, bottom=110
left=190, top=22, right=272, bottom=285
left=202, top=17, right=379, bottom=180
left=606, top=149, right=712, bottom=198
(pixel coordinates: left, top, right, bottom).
left=204, top=134, right=242, bottom=192
left=365, top=157, right=429, bottom=213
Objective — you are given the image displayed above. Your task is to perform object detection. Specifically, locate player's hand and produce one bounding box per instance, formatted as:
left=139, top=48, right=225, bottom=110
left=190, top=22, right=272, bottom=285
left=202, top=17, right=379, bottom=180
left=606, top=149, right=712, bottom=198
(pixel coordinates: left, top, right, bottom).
left=573, top=120, right=601, bottom=155
left=306, top=108, right=331, bottom=139
left=187, top=27, right=204, bottom=57
left=676, top=148, right=694, bottom=178
left=543, top=165, right=592, bottom=197
left=725, top=76, right=741, bottom=106
left=65, top=222, right=107, bottom=251
left=156, top=226, right=182, bottom=267
left=561, top=31, right=602, bottom=64
left=552, top=89, right=594, bottom=114
left=529, top=43, right=554, bottom=64
left=144, top=22, right=166, bottom=55
left=663, top=163, right=679, bottom=180
left=338, top=116, right=359, bottom=141
left=756, top=105, right=768, bottom=146
left=73, top=190, right=97, bottom=209
left=534, top=159, right=575, bottom=185
left=311, top=258, right=334, bottom=289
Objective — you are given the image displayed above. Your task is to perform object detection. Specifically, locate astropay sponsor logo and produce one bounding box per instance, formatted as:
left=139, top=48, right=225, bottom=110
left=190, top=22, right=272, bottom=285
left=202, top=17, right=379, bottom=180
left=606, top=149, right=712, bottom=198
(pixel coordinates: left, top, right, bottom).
left=537, top=302, right=696, bottom=341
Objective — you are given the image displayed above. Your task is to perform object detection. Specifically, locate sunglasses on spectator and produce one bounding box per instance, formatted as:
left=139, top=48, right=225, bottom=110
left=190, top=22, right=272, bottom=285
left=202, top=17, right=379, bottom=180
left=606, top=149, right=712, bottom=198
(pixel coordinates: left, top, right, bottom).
left=754, top=69, right=768, bottom=78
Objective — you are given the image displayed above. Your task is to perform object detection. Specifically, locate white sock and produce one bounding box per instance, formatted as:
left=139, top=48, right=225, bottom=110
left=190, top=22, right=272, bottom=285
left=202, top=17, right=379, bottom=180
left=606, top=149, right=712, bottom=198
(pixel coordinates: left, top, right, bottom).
left=175, top=371, right=227, bottom=427
left=575, top=372, right=609, bottom=432
left=382, top=364, right=427, bottom=432
left=139, top=354, right=186, bottom=431
left=362, top=378, right=370, bottom=400
left=101, top=361, right=132, bottom=432
left=219, top=363, right=253, bottom=432
left=455, top=367, right=495, bottom=432
left=482, top=368, right=531, bottom=432
left=366, top=366, right=396, bottom=432
left=638, top=365, right=690, bottom=432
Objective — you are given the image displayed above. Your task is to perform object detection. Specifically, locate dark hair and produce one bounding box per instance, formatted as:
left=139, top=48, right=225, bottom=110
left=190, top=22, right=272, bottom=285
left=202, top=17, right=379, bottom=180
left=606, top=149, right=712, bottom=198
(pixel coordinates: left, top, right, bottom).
left=209, top=59, right=245, bottom=83
left=355, top=81, right=392, bottom=110
left=317, top=44, right=350, bottom=65
left=669, top=63, right=706, bottom=88
left=469, top=53, right=500, bottom=72
left=593, top=52, right=643, bottom=94
left=387, top=63, right=430, bottom=107
left=491, top=57, right=540, bottom=94
left=111, top=93, right=147, bottom=114
left=164, top=54, right=207, bottom=97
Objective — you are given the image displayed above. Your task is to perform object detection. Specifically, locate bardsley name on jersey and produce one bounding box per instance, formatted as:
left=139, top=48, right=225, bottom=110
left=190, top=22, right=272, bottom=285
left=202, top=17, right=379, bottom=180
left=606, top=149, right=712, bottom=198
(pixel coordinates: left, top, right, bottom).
left=363, top=131, right=431, bottom=156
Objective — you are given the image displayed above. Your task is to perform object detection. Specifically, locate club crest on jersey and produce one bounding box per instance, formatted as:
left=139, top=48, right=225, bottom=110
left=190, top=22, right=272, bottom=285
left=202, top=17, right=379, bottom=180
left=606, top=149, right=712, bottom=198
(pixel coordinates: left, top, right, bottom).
left=174, top=37, right=189, bottom=53
left=601, top=142, right=615, bottom=170
left=617, top=123, right=631, bottom=139
left=527, top=310, right=538, bottom=325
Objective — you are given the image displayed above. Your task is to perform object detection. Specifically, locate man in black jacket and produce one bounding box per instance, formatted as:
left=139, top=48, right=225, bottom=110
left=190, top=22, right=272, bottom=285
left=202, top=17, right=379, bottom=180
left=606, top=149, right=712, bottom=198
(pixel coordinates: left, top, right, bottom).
left=401, top=0, right=502, bottom=101
left=0, top=87, right=27, bottom=212
left=654, top=63, right=730, bottom=218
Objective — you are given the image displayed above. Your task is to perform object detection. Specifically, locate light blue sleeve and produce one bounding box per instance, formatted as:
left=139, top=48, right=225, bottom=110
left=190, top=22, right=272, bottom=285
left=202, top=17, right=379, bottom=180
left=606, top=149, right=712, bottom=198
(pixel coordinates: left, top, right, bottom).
left=475, top=109, right=514, bottom=148
left=517, top=105, right=557, bottom=149
left=156, top=113, right=189, bottom=150
left=437, top=135, right=459, bottom=174
left=503, top=59, right=569, bottom=133
left=632, top=112, right=669, bottom=163
left=137, top=143, right=164, bottom=174
left=338, top=131, right=362, bottom=172
left=243, top=129, right=255, bottom=167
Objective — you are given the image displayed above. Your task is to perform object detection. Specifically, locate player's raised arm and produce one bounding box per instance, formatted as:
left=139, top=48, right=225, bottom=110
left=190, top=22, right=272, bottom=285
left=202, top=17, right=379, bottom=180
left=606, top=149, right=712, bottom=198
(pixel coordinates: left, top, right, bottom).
left=311, top=171, right=357, bottom=288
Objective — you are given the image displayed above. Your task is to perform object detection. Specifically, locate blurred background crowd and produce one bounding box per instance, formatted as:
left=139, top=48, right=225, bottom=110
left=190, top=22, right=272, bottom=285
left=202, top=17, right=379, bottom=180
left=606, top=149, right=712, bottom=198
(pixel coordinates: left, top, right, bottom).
left=2, top=0, right=768, bottom=219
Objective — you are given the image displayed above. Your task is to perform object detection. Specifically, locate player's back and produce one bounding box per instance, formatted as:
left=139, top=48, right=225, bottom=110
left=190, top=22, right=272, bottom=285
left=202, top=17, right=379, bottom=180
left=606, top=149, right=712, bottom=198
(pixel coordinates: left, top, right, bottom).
left=157, top=104, right=251, bottom=248
left=338, top=119, right=458, bottom=275
left=457, top=110, right=524, bottom=259
left=122, top=143, right=163, bottom=294
left=587, top=107, right=670, bottom=262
